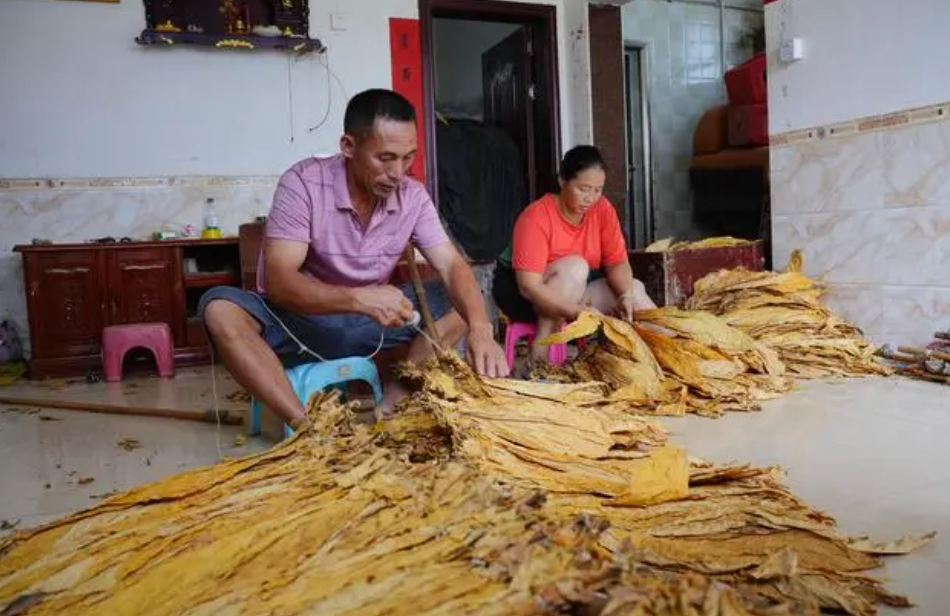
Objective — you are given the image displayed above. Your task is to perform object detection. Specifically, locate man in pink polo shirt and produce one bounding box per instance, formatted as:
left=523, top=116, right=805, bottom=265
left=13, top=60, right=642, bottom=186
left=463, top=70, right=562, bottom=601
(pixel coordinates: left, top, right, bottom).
left=200, top=89, right=508, bottom=429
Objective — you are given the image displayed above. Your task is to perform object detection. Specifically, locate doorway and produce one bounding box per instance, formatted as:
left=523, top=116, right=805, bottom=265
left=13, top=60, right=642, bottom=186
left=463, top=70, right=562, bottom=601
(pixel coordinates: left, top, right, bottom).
left=624, top=44, right=654, bottom=249
left=419, top=0, right=561, bottom=264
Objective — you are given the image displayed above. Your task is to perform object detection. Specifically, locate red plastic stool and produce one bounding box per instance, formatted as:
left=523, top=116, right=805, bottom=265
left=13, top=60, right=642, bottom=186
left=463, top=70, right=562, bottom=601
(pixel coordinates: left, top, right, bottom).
left=101, top=323, right=175, bottom=382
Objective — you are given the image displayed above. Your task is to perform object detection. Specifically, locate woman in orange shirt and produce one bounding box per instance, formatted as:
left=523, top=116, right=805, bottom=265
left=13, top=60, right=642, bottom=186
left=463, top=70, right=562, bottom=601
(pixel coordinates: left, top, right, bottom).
left=493, top=146, right=656, bottom=361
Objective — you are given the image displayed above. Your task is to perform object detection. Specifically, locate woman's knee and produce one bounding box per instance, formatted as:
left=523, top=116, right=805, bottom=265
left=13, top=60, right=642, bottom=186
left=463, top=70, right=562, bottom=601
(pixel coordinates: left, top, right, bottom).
left=546, top=255, right=589, bottom=284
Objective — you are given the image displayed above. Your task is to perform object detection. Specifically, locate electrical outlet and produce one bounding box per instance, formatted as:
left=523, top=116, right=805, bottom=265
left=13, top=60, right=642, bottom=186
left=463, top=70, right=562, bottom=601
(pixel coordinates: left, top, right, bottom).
left=330, top=13, right=347, bottom=31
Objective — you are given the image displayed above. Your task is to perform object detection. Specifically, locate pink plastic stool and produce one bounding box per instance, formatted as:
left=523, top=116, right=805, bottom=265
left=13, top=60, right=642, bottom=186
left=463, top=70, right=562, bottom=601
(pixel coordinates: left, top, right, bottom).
left=101, top=323, right=175, bottom=382
left=504, top=322, right=568, bottom=368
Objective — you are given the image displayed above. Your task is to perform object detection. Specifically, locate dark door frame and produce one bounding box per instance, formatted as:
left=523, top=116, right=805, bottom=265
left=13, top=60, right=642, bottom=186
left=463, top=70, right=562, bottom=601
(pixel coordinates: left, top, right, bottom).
left=418, top=0, right=562, bottom=202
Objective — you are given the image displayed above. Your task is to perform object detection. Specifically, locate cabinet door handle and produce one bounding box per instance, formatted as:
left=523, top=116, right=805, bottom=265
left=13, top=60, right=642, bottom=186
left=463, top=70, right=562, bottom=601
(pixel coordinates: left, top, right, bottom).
left=123, top=264, right=166, bottom=272
left=46, top=267, right=89, bottom=274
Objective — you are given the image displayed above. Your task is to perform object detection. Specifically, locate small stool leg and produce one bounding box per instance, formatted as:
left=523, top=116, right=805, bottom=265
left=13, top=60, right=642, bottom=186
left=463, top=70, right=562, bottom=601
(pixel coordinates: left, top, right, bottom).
left=504, top=328, right=517, bottom=369
left=103, top=345, right=126, bottom=383
left=249, top=400, right=263, bottom=435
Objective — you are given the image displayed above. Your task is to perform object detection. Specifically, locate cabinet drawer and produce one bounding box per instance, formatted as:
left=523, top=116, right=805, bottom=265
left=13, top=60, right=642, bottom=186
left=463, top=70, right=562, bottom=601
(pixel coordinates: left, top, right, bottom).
left=107, top=247, right=185, bottom=345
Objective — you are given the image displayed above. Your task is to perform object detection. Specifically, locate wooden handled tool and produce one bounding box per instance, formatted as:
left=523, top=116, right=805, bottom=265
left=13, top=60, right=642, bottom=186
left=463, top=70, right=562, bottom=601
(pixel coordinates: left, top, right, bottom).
left=404, top=245, right=443, bottom=349
left=0, top=395, right=244, bottom=425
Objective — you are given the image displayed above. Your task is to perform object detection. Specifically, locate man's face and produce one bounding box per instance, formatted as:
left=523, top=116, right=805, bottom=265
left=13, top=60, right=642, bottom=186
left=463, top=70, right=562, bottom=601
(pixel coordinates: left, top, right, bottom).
left=341, top=119, right=417, bottom=200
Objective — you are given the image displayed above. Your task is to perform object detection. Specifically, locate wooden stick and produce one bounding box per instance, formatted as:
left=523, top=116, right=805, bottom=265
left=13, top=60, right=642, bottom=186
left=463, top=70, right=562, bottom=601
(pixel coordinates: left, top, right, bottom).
left=878, top=351, right=922, bottom=364
left=404, top=245, right=442, bottom=348
left=898, top=345, right=950, bottom=363
left=0, top=395, right=244, bottom=425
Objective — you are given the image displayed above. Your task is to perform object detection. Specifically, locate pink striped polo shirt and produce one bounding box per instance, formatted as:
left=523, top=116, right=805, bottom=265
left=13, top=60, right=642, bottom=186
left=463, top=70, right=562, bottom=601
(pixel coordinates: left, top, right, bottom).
left=257, top=155, right=448, bottom=292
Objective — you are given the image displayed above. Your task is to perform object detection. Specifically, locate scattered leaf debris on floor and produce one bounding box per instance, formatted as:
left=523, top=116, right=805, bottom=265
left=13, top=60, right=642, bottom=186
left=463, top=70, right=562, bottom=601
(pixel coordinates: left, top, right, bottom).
left=226, top=390, right=252, bottom=404
left=37, top=416, right=63, bottom=422
left=77, top=477, right=95, bottom=486
left=116, top=438, right=142, bottom=451
left=0, top=407, right=41, bottom=416
left=0, top=521, right=18, bottom=532
left=233, top=433, right=246, bottom=447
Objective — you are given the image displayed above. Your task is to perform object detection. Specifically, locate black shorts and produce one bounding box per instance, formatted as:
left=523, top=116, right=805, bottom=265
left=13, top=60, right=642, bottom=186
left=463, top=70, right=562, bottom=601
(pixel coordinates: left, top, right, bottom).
left=492, top=266, right=538, bottom=323
left=492, top=265, right=607, bottom=324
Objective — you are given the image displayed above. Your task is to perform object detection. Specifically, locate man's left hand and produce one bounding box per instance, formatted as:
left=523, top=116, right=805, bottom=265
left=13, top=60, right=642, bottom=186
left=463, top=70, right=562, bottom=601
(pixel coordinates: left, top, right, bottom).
left=466, top=323, right=509, bottom=378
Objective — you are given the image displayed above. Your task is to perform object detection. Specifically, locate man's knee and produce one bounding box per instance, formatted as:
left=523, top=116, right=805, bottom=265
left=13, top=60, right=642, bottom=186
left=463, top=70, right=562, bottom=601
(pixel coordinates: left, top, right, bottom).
left=203, top=299, right=261, bottom=340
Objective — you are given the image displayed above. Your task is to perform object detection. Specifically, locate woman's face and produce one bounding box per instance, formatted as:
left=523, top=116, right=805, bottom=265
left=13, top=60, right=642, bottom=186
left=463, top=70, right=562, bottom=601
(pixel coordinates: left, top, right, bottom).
left=559, top=167, right=606, bottom=217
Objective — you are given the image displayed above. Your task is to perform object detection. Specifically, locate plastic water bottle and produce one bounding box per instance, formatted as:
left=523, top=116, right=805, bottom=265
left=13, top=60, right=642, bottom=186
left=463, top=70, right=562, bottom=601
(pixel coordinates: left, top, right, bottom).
left=202, top=198, right=221, bottom=239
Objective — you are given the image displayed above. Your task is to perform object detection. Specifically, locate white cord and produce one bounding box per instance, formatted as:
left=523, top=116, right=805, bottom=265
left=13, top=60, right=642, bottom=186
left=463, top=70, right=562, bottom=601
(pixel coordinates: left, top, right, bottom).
left=207, top=294, right=425, bottom=459
left=250, top=292, right=388, bottom=361
left=210, top=351, right=224, bottom=460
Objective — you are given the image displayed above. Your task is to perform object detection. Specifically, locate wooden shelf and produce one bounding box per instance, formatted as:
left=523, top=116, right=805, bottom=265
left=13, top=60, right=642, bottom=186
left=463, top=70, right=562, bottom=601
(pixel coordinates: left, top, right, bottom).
left=185, top=272, right=239, bottom=289
left=135, top=30, right=322, bottom=53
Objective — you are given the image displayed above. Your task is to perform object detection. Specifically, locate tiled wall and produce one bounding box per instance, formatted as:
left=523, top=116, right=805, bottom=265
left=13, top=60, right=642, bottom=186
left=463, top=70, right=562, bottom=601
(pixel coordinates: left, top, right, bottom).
left=621, top=0, right=763, bottom=240
left=771, top=103, right=950, bottom=347
left=0, top=179, right=274, bottom=353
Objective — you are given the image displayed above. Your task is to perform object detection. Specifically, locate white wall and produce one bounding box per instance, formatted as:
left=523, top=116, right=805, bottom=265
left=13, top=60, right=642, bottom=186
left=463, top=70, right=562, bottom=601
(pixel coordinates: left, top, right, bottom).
left=766, top=0, right=950, bottom=346
left=433, top=19, right=521, bottom=118
left=767, top=0, right=950, bottom=134
left=564, top=0, right=593, bottom=146
left=0, top=0, right=421, bottom=178
left=0, top=0, right=589, bottom=340
left=0, top=0, right=583, bottom=180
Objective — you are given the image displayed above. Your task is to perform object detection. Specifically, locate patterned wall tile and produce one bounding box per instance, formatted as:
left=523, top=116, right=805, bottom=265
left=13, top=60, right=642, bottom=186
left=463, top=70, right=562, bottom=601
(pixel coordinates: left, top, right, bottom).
left=821, top=283, right=886, bottom=343
left=771, top=211, right=891, bottom=285
left=773, top=103, right=950, bottom=345
left=882, top=205, right=950, bottom=287
left=882, top=286, right=950, bottom=347
left=0, top=179, right=276, bottom=353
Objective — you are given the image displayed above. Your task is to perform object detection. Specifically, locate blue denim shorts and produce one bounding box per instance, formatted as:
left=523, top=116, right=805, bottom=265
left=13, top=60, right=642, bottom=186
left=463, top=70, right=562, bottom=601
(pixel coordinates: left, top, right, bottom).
left=198, top=281, right=453, bottom=367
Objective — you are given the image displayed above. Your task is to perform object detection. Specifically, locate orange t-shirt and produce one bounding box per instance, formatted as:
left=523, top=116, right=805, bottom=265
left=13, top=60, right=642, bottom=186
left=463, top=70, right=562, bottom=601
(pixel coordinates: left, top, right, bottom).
left=511, top=194, right=628, bottom=273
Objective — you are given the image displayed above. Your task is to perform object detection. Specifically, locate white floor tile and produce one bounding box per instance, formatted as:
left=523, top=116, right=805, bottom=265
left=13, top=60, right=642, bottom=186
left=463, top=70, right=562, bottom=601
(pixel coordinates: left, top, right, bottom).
left=832, top=478, right=950, bottom=567
left=875, top=555, right=950, bottom=616
left=0, top=406, right=272, bottom=519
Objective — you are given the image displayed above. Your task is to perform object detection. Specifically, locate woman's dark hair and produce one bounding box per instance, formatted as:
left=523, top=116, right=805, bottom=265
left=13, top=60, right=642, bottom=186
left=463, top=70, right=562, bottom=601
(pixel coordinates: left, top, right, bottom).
left=558, top=145, right=606, bottom=183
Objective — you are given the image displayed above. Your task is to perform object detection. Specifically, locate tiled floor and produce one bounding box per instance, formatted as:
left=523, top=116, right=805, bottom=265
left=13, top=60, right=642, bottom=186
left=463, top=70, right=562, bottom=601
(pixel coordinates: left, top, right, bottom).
left=0, top=373, right=948, bottom=613
left=661, top=378, right=950, bottom=615
left=0, top=366, right=247, bottom=418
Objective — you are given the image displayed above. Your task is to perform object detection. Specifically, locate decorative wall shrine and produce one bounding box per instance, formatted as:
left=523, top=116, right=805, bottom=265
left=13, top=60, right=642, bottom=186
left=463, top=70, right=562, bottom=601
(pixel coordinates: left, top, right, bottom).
left=136, top=0, right=321, bottom=52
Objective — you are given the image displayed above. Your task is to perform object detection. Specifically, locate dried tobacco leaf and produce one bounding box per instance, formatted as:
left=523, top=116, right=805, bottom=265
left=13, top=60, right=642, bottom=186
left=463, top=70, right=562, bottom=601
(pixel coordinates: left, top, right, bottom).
left=686, top=257, right=891, bottom=378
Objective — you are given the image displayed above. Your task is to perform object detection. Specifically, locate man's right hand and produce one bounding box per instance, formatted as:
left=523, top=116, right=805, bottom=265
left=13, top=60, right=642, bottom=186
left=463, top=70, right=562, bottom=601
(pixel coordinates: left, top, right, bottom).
left=354, top=285, right=414, bottom=328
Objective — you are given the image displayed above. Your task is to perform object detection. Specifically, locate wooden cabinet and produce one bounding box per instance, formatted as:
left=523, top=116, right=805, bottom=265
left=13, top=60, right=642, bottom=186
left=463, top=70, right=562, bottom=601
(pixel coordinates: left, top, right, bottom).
left=24, top=251, right=106, bottom=370
left=15, top=239, right=240, bottom=379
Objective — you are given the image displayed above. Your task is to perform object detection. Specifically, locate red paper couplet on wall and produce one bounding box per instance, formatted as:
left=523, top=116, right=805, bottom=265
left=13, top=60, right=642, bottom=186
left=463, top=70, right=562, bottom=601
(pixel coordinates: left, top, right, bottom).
left=389, top=18, right=426, bottom=184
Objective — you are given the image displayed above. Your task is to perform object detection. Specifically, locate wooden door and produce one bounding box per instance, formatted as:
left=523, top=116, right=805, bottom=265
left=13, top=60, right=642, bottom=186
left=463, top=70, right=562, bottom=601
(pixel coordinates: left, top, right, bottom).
left=24, top=250, right=106, bottom=360
left=107, top=247, right=185, bottom=344
left=482, top=26, right=537, bottom=199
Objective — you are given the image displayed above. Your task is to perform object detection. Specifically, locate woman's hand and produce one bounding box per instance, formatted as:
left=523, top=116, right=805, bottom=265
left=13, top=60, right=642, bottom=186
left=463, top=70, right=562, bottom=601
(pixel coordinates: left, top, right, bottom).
left=615, top=281, right=656, bottom=321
